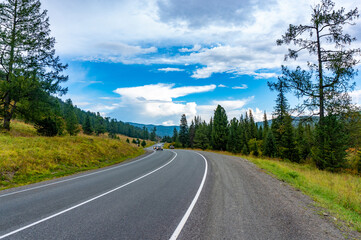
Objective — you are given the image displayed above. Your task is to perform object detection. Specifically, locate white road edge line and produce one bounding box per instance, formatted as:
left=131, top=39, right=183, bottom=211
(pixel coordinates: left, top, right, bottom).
left=0, top=150, right=157, bottom=198
left=0, top=151, right=177, bottom=240
left=169, top=152, right=208, bottom=240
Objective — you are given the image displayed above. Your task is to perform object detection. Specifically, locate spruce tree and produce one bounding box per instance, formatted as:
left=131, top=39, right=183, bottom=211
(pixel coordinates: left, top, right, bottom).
left=212, top=105, right=228, bottom=150
left=227, top=118, right=241, bottom=153
left=194, top=121, right=209, bottom=150
left=0, top=0, right=68, bottom=130
left=262, top=111, right=269, bottom=139
left=312, top=114, right=348, bottom=171
left=264, top=130, right=277, bottom=157
left=179, top=114, right=189, bottom=147
left=172, top=127, right=178, bottom=142
left=189, top=120, right=195, bottom=148
left=64, top=99, right=79, bottom=136
left=83, top=115, right=93, bottom=135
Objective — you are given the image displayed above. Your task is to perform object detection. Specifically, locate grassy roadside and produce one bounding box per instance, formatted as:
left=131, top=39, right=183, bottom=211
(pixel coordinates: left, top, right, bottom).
left=203, top=149, right=361, bottom=233
left=0, top=121, right=148, bottom=191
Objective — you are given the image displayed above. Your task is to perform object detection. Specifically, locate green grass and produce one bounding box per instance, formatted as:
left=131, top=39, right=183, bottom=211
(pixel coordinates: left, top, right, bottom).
left=0, top=121, right=146, bottom=190
left=229, top=153, right=361, bottom=232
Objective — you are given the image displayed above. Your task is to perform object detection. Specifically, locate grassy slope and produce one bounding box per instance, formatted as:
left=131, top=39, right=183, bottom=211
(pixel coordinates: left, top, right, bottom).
left=0, top=121, right=150, bottom=190
left=188, top=148, right=361, bottom=233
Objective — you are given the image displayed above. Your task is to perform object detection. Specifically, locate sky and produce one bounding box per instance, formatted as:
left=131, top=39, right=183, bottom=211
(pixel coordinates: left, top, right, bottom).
left=42, top=0, right=361, bottom=125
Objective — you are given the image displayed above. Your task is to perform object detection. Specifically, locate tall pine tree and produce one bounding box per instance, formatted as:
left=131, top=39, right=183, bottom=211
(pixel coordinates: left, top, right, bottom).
left=0, top=0, right=68, bottom=130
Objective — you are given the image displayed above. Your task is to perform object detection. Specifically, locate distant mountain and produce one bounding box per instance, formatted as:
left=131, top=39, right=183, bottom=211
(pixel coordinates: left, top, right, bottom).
left=256, top=116, right=318, bottom=127
left=128, top=122, right=180, bottom=137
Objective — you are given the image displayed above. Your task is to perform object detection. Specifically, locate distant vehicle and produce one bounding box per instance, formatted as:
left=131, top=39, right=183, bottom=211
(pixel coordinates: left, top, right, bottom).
left=169, top=145, right=174, bottom=149
left=153, top=146, right=156, bottom=150
left=156, top=146, right=163, bottom=151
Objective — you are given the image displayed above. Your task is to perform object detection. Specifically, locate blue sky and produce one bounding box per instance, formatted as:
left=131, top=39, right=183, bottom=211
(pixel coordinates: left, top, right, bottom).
left=42, top=0, right=361, bottom=125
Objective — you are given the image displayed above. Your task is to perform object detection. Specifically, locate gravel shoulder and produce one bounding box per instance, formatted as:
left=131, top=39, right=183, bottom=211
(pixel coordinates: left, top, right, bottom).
left=179, top=151, right=356, bottom=240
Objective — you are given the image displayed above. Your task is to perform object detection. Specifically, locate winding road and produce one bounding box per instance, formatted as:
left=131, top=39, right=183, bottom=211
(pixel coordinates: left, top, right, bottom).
left=0, top=149, right=351, bottom=239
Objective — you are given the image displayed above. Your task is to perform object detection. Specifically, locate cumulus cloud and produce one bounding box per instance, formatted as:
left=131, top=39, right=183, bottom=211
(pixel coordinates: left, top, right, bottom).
left=114, top=83, right=216, bottom=102
left=158, top=67, right=185, bottom=72
left=218, top=84, right=227, bottom=88
left=108, top=83, right=217, bottom=124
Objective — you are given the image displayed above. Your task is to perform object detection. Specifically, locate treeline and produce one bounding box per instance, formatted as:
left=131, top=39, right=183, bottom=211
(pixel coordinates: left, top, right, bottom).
left=21, top=95, right=157, bottom=140
left=169, top=102, right=361, bottom=173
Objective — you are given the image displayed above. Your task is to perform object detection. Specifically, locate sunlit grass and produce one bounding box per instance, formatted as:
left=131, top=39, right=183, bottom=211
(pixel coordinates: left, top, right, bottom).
left=0, top=121, right=146, bottom=190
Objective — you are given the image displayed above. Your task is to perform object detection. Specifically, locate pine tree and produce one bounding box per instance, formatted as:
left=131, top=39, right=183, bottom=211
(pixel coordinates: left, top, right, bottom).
left=94, top=112, right=106, bottom=136
left=262, top=111, right=269, bottom=139
left=249, top=110, right=257, bottom=139
left=141, top=140, right=146, bottom=147
left=194, top=121, right=209, bottom=150
left=64, top=99, right=79, bottom=136
left=172, top=127, right=178, bottom=142
left=212, top=105, right=228, bottom=150
left=276, top=0, right=360, bottom=169
left=0, top=0, right=68, bottom=130
left=227, top=118, right=241, bottom=153
left=179, top=114, right=189, bottom=147
left=189, top=120, right=195, bottom=148
left=312, top=114, right=348, bottom=171
left=269, top=77, right=298, bottom=161
left=150, top=127, right=157, bottom=141
left=83, top=115, right=93, bottom=135
left=264, top=130, right=277, bottom=157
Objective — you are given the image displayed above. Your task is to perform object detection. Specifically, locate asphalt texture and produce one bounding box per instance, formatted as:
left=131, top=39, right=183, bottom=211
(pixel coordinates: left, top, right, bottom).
left=1, top=149, right=357, bottom=240
left=0, top=150, right=206, bottom=239
left=179, top=151, right=356, bottom=240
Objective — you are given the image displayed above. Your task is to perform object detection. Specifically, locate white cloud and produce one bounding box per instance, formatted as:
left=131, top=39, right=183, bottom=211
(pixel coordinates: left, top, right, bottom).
left=113, top=83, right=216, bottom=102
left=197, top=97, right=254, bottom=121
left=232, top=84, right=248, bottom=90
left=179, top=44, right=201, bottom=52
left=158, top=67, right=185, bottom=72
left=162, top=120, right=176, bottom=126
left=108, top=83, right=217, bottom=124
left=218, top=84, right=227, bottom=88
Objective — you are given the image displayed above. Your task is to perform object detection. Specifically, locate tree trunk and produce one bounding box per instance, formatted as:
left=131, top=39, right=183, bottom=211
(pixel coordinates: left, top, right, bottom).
left=3, top=0, right=18, bottom=131
left=316, top=25, right=324, bottom=124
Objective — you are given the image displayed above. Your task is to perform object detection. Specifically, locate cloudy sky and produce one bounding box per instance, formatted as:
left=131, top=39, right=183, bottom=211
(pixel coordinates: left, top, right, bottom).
left=42, top=0, right=361, bottom=125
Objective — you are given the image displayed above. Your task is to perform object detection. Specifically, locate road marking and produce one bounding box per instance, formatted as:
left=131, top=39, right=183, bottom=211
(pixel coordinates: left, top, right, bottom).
left=0, top=150, right=156, bottom=198
left=169, top=151, right=208, bottom=240
left=0, top=151, right=176, bottom=240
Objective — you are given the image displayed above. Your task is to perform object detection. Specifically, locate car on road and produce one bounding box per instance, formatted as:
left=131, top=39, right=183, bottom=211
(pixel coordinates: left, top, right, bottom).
left=169, top=145, right=174, bottom=149
left=156, top=146, right=163, bottom=151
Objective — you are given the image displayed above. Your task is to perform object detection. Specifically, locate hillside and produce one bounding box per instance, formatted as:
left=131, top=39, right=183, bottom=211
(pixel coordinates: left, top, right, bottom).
left=0, top=120, right=149, bottom=190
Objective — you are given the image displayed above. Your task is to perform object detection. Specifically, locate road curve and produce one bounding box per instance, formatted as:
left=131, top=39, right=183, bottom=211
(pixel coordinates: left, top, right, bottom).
left=1, top=149, right=357, bottom=240
left=0, top=149, right=207, bottom=239
left=178, top=151, right=356, bottom=240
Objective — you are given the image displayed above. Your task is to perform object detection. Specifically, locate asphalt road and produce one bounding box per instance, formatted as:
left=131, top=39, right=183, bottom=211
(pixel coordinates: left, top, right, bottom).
left=0, top=149, right=355, bottom=239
